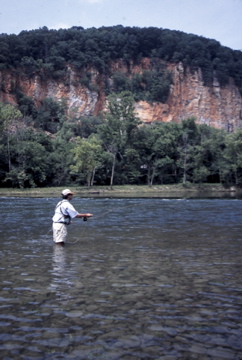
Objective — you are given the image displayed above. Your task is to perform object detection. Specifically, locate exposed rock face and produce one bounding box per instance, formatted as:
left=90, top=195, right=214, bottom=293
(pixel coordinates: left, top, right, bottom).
left=0, top=60, right=241, bottom=131
left=0, top=66, right=101, bottom=117
left=135, top=62, right=242, bottom=131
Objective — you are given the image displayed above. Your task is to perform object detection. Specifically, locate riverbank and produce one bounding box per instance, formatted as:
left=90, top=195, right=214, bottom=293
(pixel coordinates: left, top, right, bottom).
left=0, top=183, right=240, bottom=198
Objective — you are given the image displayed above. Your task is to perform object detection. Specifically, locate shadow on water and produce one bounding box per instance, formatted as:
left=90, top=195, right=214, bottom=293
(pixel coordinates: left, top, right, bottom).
left=0, top=196, right=242, bottom=359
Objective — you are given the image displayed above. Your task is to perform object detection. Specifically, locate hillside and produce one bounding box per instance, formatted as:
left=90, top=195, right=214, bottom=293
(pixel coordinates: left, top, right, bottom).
left=1, top=26, right=242, bottom=189
left=0, top=25, right=242, bottom=130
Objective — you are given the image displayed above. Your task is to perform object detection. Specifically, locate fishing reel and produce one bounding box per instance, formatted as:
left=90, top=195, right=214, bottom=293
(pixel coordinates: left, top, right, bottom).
left=83, top=216, right=88, bottom=221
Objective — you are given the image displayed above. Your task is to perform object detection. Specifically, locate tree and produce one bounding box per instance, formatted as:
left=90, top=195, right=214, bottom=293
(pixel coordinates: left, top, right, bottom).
left=70, top=135, right=103, bottom=187
left=49, top=127, right=75, bottom=186
left=34, top=98, right=67, bottom=133
left=190, top=125, right=226, bottom=184
left=135, top=125, right=160, bottom=186
left=222, top=130, right=242, bottom=186
left=98, top=91, right=140, bottom=188
left=152, top=122, right=180, bottom=184
left=131, top=122, right=179, bottom=186
left=69, top=115, right=102, bottom=138
left=0, top=25, right=241, bottom=97
left=5, top=141, right=48, bottom=188
left=177, top=117, right=199, bottom=184
left=0, top=103, right=22, bottom=172
left=1, top=127, right=54, bottom=188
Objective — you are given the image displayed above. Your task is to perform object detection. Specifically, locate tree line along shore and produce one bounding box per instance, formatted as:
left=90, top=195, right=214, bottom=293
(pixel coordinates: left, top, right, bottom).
left=0, top=184, right=240, bottom=198
left=1, top=26, right=242, bottom=190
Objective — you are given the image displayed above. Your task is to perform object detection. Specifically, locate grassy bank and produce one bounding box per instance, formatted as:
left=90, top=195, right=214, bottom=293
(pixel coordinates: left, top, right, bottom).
left=0, top=183, right=240, bottom=198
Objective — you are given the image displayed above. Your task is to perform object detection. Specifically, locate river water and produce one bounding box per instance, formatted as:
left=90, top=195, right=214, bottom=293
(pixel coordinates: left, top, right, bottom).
left=0, top=196, right=242, bottom=360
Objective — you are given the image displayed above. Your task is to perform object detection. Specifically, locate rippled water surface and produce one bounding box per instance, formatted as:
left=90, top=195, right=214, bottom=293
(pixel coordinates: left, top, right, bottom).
left=0, top=196, right=242, bottom=360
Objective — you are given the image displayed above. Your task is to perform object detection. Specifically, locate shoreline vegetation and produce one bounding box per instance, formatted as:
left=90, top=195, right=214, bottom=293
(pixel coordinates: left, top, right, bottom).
left=0, top=184, right=241, bottom=198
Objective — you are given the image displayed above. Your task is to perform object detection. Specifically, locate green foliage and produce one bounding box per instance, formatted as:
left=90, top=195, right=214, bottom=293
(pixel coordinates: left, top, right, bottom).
left=0, top=103, right=74, bottom=188
left=49, top=135, right=74, bottom=186
left=111, top=70, right=172, bottom=102
left=5, top=141, right=48, bottom=188
left=222, top=130, right=242, bottom=185
left=70, top=135, right=103, bottom=186
left=0, top=102, right=22, bottom=124
left=69, top=116, right=102, bottom=138
left=15, top=89, right=37, bottom=117
left=1, top=97, right=242, bottom=188
left=0, top=25, right=241, bottom=94
left=1, top=127, right=55, bottom=188
left=129, top=122, right=180, bottom=186
left=34, top=97, right=67, bottom=133
left=98, top=91, right=141, bottom=187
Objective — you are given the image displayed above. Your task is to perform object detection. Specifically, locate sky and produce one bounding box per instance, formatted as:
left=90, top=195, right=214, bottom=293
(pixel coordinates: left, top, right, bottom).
left=0, top=0, right=241, bottom=51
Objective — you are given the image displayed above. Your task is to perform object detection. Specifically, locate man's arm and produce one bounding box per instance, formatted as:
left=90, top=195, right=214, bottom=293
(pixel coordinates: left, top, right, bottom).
left=75, top=213, right=93, bottom=218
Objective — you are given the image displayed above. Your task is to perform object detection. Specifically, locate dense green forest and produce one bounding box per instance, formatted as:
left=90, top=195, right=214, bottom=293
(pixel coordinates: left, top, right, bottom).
left=0, top=26, right=242, bottom=188
left=1, top=92, right=242, bottom=188
left=0, top=25, right=242, bottom=94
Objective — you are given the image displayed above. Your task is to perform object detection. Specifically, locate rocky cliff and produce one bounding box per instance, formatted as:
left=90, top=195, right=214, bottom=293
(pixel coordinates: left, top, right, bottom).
left=0, top=59, right=242, bottom=131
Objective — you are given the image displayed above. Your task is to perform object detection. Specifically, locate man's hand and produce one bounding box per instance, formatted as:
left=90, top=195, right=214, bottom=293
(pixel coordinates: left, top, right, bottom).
left=83, top=213, right=93, bottom=221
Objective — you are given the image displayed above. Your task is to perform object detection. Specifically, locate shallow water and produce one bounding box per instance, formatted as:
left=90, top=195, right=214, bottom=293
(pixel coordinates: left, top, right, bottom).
left=0, top=197, right=242, bottom=360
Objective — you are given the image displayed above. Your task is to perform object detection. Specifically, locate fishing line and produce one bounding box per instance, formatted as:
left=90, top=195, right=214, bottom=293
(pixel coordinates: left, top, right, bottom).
left=88, top=201, right=141, bottom=220
left=47, top=201, right=141, bottom=244
left=68, top=222, right=88, bottom=244
left=68, top=201, right=141, bottom=244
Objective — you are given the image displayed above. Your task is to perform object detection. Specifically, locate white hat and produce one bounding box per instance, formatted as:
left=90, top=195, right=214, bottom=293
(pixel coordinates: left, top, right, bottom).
left=62, top=189, right=74, bottom=196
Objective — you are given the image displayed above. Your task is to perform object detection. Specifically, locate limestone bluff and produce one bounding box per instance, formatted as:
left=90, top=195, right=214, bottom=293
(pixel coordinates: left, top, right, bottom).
left=0, top=58, right=241, bottom=131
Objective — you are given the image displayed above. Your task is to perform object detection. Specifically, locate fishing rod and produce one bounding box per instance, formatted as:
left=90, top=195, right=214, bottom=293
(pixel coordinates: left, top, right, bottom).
left=68, top=202, right=140, bottom=244
left=46, top=201, right=140, bottom=244
left=88, top=201, right=140, bottom=220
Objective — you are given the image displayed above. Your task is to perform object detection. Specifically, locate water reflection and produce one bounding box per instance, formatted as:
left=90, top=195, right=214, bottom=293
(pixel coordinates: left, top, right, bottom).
left=50, top=245, right=68, bottom=293
left=0, top=197, right=242, bottom=359
left=52, top=245, right=66, bottom=274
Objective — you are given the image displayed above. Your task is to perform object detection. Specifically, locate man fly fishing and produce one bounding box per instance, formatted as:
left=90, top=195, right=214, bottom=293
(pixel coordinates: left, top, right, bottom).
left=52, top=189, right=93, bottom=246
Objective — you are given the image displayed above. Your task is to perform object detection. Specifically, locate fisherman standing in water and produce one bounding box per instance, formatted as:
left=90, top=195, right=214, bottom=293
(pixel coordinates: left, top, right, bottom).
left=52, top=189, right=93, bottom=246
